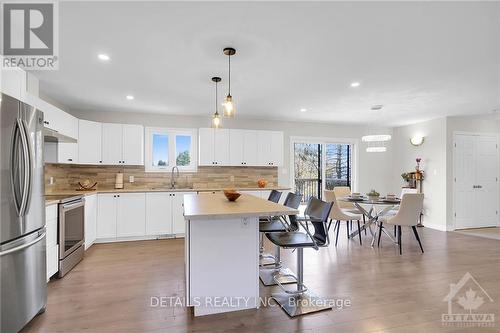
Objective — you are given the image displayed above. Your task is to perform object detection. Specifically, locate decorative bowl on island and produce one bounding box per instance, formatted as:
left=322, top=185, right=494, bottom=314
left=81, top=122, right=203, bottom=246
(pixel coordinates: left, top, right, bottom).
left=223, top=189, right=241, bottom=202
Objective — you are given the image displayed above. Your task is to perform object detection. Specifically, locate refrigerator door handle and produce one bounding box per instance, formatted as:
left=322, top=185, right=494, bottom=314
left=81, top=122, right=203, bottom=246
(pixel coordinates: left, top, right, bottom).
left=18, top=119, right=33, bottom=217
left=10, top=119, right=23, bottom=216
left=0, top=231, right=46, bottom=257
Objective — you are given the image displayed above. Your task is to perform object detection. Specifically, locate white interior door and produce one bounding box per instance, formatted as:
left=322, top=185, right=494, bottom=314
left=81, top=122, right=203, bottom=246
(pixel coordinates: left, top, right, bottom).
left=454, top=134, right=499, bottom=229
left=475, top=136, right=499, bottom=227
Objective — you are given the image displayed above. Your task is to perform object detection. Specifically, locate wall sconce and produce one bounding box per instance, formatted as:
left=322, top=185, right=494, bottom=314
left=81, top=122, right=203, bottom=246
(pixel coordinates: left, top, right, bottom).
left=410, top=135, right=425, bottom=146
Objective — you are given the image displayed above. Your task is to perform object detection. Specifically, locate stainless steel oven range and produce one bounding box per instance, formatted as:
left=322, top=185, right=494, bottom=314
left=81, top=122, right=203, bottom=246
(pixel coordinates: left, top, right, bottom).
left=56, top=195, right=85, bottom=277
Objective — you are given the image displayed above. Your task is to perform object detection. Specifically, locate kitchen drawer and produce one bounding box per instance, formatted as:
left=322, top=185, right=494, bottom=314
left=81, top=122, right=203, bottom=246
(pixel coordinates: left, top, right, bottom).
left=46, top=245, right=59, bottom=280
left=46, top=204, right=58, bottom=221
left=46, top=218, right=58, bottom=247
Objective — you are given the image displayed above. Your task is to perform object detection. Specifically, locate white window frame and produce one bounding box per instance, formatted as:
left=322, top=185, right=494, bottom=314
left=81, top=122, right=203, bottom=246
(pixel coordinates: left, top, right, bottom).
left=145, top=127, right=198, bottom=172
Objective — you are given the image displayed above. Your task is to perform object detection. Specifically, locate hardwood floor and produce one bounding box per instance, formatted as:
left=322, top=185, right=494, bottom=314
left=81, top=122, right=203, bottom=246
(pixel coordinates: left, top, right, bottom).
left=22, top=227, right=500, bottom=333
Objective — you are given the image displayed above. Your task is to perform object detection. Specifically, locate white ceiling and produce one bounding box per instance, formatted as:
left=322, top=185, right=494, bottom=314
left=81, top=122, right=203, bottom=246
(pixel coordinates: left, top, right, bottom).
left=34, top=1, right=500, bottom=127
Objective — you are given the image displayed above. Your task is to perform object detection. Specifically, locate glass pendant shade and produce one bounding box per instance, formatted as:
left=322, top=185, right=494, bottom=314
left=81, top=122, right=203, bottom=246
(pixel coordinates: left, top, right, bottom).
left=223, top=95, right=235, bottom=117
left=212, top=112, right=221, bottom=128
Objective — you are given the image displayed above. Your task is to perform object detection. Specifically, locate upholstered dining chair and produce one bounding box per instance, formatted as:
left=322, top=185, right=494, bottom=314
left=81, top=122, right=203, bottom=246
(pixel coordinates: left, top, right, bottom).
left=324, top=190, right=364, bottom=245
left=386, top=188, right=419, bottom=236
left=377, top=193, right=424, bottom=255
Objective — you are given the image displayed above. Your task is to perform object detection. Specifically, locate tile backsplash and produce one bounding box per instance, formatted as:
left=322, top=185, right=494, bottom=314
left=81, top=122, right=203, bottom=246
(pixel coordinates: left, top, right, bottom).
left=44, top=164, right=278, bottom=193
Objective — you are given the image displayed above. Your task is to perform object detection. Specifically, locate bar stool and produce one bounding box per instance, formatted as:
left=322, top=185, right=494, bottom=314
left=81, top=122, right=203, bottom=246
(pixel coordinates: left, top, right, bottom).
left=266, top=197, right=334, bottom=317
left=259, top=192, right=302, bottom=286
left=259, top=190, right=282, bottom=265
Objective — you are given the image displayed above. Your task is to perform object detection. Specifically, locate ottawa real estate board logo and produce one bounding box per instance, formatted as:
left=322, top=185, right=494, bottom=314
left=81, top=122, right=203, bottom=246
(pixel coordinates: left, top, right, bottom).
left=442, top=272, right=495, bottom=327
left=1, top=1, right=59, bottom=70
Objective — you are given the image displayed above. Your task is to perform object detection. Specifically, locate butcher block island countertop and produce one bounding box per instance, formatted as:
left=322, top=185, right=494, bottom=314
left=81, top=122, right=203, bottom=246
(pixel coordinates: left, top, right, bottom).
left=183, top=192, right=298, bottom=317
left=183, top=193, right=298, bottom=220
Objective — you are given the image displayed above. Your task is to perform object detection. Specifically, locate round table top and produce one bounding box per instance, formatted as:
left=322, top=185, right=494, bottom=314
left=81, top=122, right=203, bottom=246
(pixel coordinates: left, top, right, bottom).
left=339, top=197, right=400, bottom=205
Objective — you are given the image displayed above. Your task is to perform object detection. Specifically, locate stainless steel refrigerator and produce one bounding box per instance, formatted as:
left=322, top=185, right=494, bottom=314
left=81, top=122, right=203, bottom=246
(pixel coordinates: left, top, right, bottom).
left=0, top=93, right=47, bottom=333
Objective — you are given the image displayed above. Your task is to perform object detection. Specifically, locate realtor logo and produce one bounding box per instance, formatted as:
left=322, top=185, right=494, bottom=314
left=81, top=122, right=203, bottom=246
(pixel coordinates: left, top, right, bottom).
left=1, top=1, right=59, bottom=69
left=442, top=272, right=495, bottom=328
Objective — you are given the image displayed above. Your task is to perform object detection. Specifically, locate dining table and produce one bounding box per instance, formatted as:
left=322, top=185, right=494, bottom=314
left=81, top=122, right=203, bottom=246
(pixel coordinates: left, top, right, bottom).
left=339, top=197, right=401, bottom=246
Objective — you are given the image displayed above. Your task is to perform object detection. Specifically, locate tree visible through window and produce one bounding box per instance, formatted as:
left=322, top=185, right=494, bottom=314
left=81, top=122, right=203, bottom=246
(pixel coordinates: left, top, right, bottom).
left=293, top=142, right=352, bottom=202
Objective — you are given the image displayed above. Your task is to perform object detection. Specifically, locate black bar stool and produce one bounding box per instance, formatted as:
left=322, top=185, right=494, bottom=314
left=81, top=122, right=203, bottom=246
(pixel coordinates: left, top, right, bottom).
left=258, top=192, right=302, bottom=286
left=259, top=190, right=282, bottom=265
left=266, top=197, right=334, bottom=317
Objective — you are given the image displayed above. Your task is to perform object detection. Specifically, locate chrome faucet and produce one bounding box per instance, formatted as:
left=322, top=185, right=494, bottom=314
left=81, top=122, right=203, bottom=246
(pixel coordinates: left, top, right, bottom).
left=170, top=166, right=179, bottom=189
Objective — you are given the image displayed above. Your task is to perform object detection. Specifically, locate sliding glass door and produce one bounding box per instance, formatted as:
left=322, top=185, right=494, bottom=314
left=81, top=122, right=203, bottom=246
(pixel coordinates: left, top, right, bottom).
left=293, top=140, right=353, bottom=203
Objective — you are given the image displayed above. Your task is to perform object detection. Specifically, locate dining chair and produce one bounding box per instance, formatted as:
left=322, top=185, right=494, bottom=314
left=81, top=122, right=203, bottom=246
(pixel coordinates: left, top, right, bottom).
left=324, top=190, right=364, bottom=245
left=386, top=188, right=418, bottom=236
left=377, top=193, right=424, bottom=255
left=333, top=186, right=362, bottom=214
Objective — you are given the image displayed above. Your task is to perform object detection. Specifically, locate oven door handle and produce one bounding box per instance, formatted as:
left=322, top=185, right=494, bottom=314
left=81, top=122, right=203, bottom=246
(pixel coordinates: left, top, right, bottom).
left=61, top=200, right=85, bottom=211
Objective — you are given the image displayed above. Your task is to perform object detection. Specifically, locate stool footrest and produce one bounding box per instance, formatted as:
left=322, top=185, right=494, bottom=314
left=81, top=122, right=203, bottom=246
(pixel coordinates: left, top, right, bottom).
left=271, top=291, right=333, bottom=317
left=259, top=267, right=296, bottom=286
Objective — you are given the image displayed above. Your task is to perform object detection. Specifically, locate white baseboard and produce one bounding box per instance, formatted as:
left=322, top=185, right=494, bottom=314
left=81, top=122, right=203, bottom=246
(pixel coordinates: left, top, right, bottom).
left=422, top=223, right=449, bottom=232
left=95, top=234, right=185, bottom=244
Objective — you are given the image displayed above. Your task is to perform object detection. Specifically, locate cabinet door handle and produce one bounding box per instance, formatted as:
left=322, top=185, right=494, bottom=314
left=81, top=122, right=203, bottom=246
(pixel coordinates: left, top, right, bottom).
left=68, top=158, right=72, bottom=161
left=99, top=161, right=102, bottom=163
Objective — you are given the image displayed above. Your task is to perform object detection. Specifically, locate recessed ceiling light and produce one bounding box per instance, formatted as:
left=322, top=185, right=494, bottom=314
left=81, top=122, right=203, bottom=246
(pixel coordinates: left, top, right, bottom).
left=126, top=95, right=134, bottom=100
left=300, top=108, right=307, bottom=112
left=371, top=105, right=383, bottom=111
left=350, top=82, right=360, bottom=88
left=98, top=54, right=110, bottom=61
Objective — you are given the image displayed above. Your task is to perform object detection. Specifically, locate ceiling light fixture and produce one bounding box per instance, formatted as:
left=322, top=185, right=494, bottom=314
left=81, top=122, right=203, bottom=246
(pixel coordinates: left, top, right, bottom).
left=361, top=134, right=391, bottom=142
left=300, top=108, right=307, bottom=112
left=350, top=82, right=360, bottom=88
left=98, top=54, right=110, bottom=61
left=126, top=95, right=134, bottom=100
left=366, top=147, right=387, bottom=153
left=222, top=47, right=236, bottom=118
left=211, top=77, right=222, bottom=128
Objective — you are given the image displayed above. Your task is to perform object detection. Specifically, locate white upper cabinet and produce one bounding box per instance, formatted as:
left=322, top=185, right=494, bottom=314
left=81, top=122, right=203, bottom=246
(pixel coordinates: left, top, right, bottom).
left=214, top=129, right=230, bottom=165
left=57, top=142, right=78, bottom=164
left=0, top=67, right=26, bottom=100
left=257, top=131, right=283, bottom=166
left=78, top=120, right=102, bottom=164
left=199, top=128, right=230, bottom=166
left=230, top=129, right=258, bottom=166
left=102, top=123, right=144, bottom=166
left=102, top=123, right=123, bottom=165
left=243, top=130, right=258, bottom=166
left=122, top=124, right=144, bottom=165
left=229, top=129, right=245, bottom=166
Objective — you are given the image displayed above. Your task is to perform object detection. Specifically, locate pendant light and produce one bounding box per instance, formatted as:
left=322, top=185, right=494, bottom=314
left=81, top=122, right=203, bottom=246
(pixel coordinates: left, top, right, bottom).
left=222, top=47, right=236, bottom=117
left=211, top=76, right=222, bottom=128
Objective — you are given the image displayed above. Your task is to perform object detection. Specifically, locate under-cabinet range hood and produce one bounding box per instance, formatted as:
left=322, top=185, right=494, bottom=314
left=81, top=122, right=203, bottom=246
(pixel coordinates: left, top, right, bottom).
left=43, top=127, right=77, bottom=143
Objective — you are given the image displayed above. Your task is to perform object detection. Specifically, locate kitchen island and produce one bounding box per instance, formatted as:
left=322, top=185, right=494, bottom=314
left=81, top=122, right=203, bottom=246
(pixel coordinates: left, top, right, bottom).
left=183, top=192, right=298, bottom=316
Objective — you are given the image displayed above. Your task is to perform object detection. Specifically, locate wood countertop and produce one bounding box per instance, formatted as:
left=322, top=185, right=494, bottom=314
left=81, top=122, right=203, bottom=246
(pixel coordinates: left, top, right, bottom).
left=183, top=193, right=298, bottom=220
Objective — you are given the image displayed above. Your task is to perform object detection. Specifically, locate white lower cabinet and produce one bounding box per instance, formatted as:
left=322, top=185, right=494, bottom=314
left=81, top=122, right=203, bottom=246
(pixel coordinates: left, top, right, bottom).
left=171, top=192, right=187, bottom=234
left=97, top=193, right=146, bottom=239
left=84, top=194, right=97, bottom=249
left=45, top=204, right=58, bottom=281
left=117, top=193, right=146, bottom=237
left=97, top=194, right=118, bottom=238
left=145, top=192, right=186, bottom=236
left=146, top=193, right=173, bottom=235
left=97, top=191, right=184, bottom=242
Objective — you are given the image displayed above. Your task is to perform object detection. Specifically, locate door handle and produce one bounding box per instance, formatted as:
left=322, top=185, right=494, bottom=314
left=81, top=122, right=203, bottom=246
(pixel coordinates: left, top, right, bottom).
left=0, top=231, right=46, bottom=257
left=10, top=120, right=22, bottom=216
left=18, top=119, right=33, bottom=217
